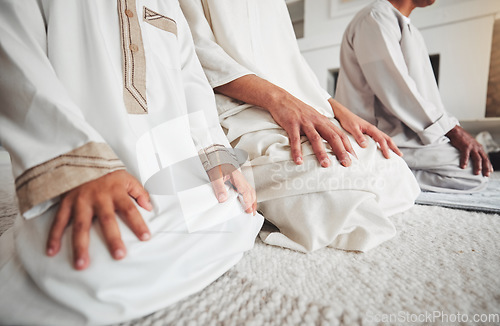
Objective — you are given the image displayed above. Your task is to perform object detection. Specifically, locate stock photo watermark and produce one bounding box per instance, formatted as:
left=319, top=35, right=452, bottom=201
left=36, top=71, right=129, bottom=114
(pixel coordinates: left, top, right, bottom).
left=365, top=311, right=500, bottom=324
left=268, top=158, right=401, bottom=193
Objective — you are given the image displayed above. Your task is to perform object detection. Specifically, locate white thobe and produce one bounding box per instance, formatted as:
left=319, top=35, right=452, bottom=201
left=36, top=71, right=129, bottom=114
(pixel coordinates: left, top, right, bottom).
left=180, top=0, right=420, bottom=252
left=0, top=1, right=263, bottom=325
left=336, top=0, right=487, bottom=193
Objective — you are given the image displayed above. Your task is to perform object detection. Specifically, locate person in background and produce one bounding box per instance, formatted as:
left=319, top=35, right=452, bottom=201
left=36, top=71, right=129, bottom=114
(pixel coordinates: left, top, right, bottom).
left=336, top=0, right=493, bottom=193
left=180, top=0, right=420, bottom=254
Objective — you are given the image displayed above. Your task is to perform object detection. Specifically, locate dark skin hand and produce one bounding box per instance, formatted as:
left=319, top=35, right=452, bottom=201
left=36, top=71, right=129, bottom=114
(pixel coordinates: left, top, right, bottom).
left=46, top=170, right=153, bottom=270
left=446, top=125, right=493, bottom=177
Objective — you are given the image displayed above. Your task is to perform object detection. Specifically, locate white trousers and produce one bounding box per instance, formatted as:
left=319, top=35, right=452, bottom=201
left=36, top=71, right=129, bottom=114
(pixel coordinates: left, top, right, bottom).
left=401, top=142, right=488, bottom=193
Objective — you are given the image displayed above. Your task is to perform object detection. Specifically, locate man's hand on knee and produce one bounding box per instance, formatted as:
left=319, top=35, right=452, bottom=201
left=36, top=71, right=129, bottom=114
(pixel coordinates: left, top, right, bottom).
left=267, top=94, right=356, bottom=168
left=328, top=98, right=403, bottom=159
left=46, top=170, right=153, bottom=270
left=446, top=125, right=493, bottom=177
left=214, top=75, right=355, bottom=167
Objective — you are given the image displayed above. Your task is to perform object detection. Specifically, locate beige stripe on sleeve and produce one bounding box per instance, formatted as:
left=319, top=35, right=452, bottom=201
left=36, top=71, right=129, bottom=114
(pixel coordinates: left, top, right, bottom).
left=15, top=142, right=126, bottom=215
left=198, top=144, right=240, bottom=172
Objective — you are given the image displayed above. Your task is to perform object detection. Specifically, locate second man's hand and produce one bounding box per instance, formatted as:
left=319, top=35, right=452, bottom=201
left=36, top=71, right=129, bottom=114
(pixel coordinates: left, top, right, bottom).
left=329, top=98, right=403, bottom=159
left=266, top=92, right=355, bottom=168
left=215, top=74, right=356, bottom=168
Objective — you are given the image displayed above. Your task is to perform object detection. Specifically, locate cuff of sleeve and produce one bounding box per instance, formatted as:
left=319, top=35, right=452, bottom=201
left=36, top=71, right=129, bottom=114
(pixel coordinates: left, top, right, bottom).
left=418, top=113, right=459, bottom=145
left=209, top=71, right=255, bottom=89
left=15, top=142, right=126, bottom=217
left=198, top=144, right=240, bottom=172
left=321, top=88, right=332, bottom=101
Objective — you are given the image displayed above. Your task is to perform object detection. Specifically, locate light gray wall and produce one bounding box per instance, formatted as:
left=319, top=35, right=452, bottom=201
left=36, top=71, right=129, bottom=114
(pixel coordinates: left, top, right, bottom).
left=292, top=0, right=500, bottom=121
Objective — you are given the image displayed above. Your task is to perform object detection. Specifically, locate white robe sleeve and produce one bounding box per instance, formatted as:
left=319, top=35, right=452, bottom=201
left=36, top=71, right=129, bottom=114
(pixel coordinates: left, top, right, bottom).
left=349, top=10, right=457, bottom=145
left=178, top=0, right=254, bottom=88
left=0, top=1, right=125, bottom=217
left=176, top=4, right=240, bottom=171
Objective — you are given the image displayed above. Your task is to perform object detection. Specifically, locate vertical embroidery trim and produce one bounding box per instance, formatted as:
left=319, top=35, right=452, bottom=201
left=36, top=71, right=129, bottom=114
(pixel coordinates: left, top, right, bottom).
left=117, top=0, right=148, bottom=114
left=143, top=7, right=177, bottom=36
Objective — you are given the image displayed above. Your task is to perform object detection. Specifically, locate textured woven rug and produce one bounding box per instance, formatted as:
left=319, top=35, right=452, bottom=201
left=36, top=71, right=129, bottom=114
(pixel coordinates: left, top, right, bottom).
left=1, top=157, right=499, bottom=325
left=115, top=205, right=500, bottom=326
left=416, top=172, right=500, bottom=214
left=0, top=160, right=17, bottom=236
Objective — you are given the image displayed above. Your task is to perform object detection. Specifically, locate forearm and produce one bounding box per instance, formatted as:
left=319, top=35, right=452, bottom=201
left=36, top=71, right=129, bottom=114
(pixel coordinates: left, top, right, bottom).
left=214, top=74, right=291, bottom=115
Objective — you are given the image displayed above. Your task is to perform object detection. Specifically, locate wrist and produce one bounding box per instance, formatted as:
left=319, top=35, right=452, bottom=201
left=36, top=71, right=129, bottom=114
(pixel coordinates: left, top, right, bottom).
left=445, top=124, right=460, bottom=139
left=265, top=86, right=292, bottom=114
left=329, top=98, right=349, bottom=118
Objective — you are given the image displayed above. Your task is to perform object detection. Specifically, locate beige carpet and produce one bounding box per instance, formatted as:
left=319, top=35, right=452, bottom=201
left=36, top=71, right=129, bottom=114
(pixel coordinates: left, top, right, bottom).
left=1, top=158, right=499, bottom=325
left=114, top=204, right=500, bottom=326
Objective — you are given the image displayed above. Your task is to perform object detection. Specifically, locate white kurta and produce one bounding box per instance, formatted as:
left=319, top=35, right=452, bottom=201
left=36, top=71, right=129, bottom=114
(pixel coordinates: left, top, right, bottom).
left=0, top=1, right=263, bottom=325
left=336, top=0, right=487, bottom=193
left=179, top=0, right=420, bottom=252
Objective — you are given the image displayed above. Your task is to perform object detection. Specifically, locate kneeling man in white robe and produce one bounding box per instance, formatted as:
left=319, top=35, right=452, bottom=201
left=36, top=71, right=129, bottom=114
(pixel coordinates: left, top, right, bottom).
left=179, top=0, right=420, bottom=254
left=336, top=0, right=493, bottom=193
left=0, top=1, right=263, bottom=325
